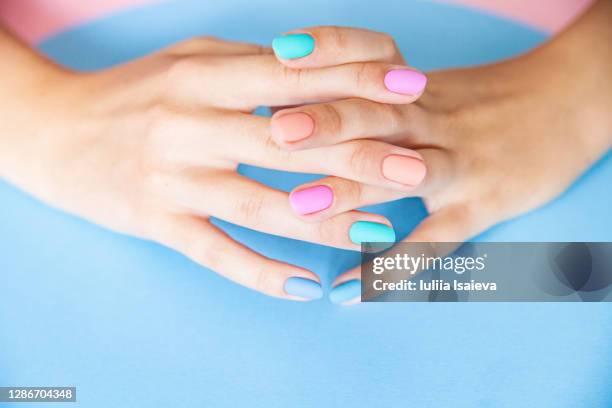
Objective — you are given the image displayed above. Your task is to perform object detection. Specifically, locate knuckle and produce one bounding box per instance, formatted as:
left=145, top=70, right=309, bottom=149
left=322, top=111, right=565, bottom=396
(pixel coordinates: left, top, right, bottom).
left=166, top=57, right=199, bottom=84
left=253, top=266, right=274, bottom=294
left=146, top=103, right=174, bottom=134
left=165, top=56, right=219, bottom=90
left=195, top=237, right=223, bottom=271
left=317, top=104, right=344, bottom=136
left=192, top=35, right=222, bottom=46
left=385, top=104, right=407, bottom=134
left=234, top=193, right=265, bottom=225
left=178, top=228, right=221, bottom=271
left=346, top=141, right=375, bottom=174
left=279, top=64, right=306, bottom=90
left=175, top=35, right=217, bottom=50
left=255, top=44, right=268, bottom=55
left=326, top=26, right=348, bottom=49
left=316, top=218, right=342, bottom=244
left=351, top=62, right=376, bottom=90
left=144, top=105, right=181, bottom=163
left=342, top=180, right=363, bottom=203
left=378, top=32, right=398, bottom=56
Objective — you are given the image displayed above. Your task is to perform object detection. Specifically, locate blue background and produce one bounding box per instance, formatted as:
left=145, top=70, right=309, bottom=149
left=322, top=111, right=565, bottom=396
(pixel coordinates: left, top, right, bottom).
left=1, top=1, right=611, bottom=406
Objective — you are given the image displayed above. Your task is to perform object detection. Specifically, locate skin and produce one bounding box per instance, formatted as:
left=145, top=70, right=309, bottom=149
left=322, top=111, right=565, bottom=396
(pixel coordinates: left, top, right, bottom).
left=271, top=1, right=612, bottom=304
left=2, top=2, right=610, bottom=304
left=0, top=26, right=425, bottom=300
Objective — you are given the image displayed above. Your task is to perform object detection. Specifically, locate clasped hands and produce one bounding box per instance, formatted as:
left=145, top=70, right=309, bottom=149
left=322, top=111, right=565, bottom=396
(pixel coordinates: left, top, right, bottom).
left=7, top=26, right=609, bottom=302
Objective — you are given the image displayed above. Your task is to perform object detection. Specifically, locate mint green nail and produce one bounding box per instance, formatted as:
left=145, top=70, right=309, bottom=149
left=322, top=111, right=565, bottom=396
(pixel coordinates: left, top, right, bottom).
left=349, top=221, right=396, bottom=244
left=272, top=33, right=314, bottom=59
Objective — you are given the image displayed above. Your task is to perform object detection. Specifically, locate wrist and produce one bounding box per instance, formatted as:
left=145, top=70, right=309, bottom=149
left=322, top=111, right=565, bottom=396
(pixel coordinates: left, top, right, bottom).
left=536, top=0, right=612, bottom=155
left=0, top=27, right=76, bottom=179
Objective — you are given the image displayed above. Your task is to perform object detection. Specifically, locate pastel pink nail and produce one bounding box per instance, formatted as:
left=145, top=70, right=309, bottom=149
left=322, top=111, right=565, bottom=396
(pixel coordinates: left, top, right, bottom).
left=384, top=69, right=427, bottom=95
left=381, top=154, right=427, bottom=186
left=289, top=185, right=333, bottom=215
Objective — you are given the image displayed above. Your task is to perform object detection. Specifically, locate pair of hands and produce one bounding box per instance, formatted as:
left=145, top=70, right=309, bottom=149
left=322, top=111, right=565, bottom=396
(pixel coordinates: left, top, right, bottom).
left=4, top=23, right=610, bottom=303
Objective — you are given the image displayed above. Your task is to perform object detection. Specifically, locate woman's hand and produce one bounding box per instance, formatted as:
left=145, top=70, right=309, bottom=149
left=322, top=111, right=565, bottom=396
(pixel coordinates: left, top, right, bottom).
left=271, top=6, right=612, bottom=304
left=0, top=28, right=428, bottom=300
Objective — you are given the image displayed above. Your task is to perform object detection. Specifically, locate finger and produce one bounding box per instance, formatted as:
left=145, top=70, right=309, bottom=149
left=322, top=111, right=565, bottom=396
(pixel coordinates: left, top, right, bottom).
left=176, top=54, right=427, bottom=111
left=153, top=214, right=322, bottom=300
left=289, top=148, right=453, bottom=221
left=230, top=115, right=430, bottom=192
left=272, top=26, right=404, bottom=68
left=270, top=98, right=430, bottom=150
left=165, top=36, right=272, bottom=56
left=329, top=204, right=490, bottom=305
left=250, top=135, right=430, bottom=192
left=155, top=111, right=442, bottom=192
left=157, top=171, right=395, bottom=250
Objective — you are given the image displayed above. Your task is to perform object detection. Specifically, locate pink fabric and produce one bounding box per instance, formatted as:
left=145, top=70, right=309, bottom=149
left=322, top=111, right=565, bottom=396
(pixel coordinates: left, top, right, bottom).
left=0, top=0, right=154, bottom=43
left=440, top=0, right=595, bottom=32
left=0, top=0, right=597, bottom=44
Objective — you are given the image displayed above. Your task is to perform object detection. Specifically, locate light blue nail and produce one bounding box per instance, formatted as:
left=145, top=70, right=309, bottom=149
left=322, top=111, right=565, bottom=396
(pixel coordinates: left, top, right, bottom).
left=284, top=277, right=323, bottom=300
left=330, top=280, right=361, bottom=304
left=349, top=221, right=396, bottom=244
left=272, top=33, right=315, bottom=59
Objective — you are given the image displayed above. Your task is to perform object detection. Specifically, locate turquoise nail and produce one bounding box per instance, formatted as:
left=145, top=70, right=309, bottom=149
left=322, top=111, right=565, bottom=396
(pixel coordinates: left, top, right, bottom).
left=330, top=280, right=361, bottom=304
left=349, top=221, right=396, bottom=244
left=284, top=277, right=323, bottom=300
left=272, top=33, right=315, bottom=59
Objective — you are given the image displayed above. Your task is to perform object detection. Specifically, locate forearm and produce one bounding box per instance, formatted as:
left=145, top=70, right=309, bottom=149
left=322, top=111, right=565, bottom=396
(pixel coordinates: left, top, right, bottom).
left=0, top=26, right=69, bottom=179
left=539, top=0, right=612, bottom=155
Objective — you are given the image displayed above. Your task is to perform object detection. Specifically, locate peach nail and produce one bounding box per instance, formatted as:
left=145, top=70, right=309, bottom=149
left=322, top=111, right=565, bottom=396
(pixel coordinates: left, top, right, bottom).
left=271, top=112, right=314, bottom=143
left=381, top=154, right=426, bottom=186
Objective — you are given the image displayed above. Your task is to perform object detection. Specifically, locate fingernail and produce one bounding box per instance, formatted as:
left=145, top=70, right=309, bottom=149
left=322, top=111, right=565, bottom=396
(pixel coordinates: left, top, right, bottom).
left=271, top=112, right=315, bottom=143
left=381, top=154, right=426, bottom=186
left=330, top=280, right=361, bottom=304
left=349, top=221, right=396, bottom=245
left=284, top=277, right=323, bottom=300
left=272, top=33, right=315, bottom=59
left=384, top=69, right=427, bottom=95
left=289, top=185, right=333, bottom=215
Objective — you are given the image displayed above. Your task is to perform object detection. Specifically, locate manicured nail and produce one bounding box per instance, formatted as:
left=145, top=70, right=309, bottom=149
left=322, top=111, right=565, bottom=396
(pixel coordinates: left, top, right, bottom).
left=381, top=154, right=426, bottom=186
left=271, top=112, right=315, bottom=142
left=272, top=33, right=315, bottom=59
left=284, top=277, right=323, bottom=300
left=349, top=221, right=396, bottom=245
left=330, top=280, right=361, bottom=304
left=289, top=185, right=333, bottom=215
left=384, top=69, right=427, bottom=95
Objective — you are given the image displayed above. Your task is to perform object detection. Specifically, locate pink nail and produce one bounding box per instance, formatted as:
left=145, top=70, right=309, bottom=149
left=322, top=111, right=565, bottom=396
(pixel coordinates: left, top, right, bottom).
left=384, top=69, right=427, bottom=95
left=381, top=154, right=426, bottom=186
left=289, top=185, right=333, bottom=215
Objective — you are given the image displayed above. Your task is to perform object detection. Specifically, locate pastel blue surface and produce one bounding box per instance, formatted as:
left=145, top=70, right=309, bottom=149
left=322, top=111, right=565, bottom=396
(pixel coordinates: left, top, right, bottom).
left=1, top=1, right=611, bottom=407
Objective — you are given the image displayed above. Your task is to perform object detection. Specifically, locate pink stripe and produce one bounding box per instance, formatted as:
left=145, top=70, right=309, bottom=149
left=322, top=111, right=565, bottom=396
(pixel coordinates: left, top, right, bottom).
left=0, top=0, right=156, bottom=43
left=438, top=0, right=595, bottom=32
left=0, top=0, right=596, bottom=43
